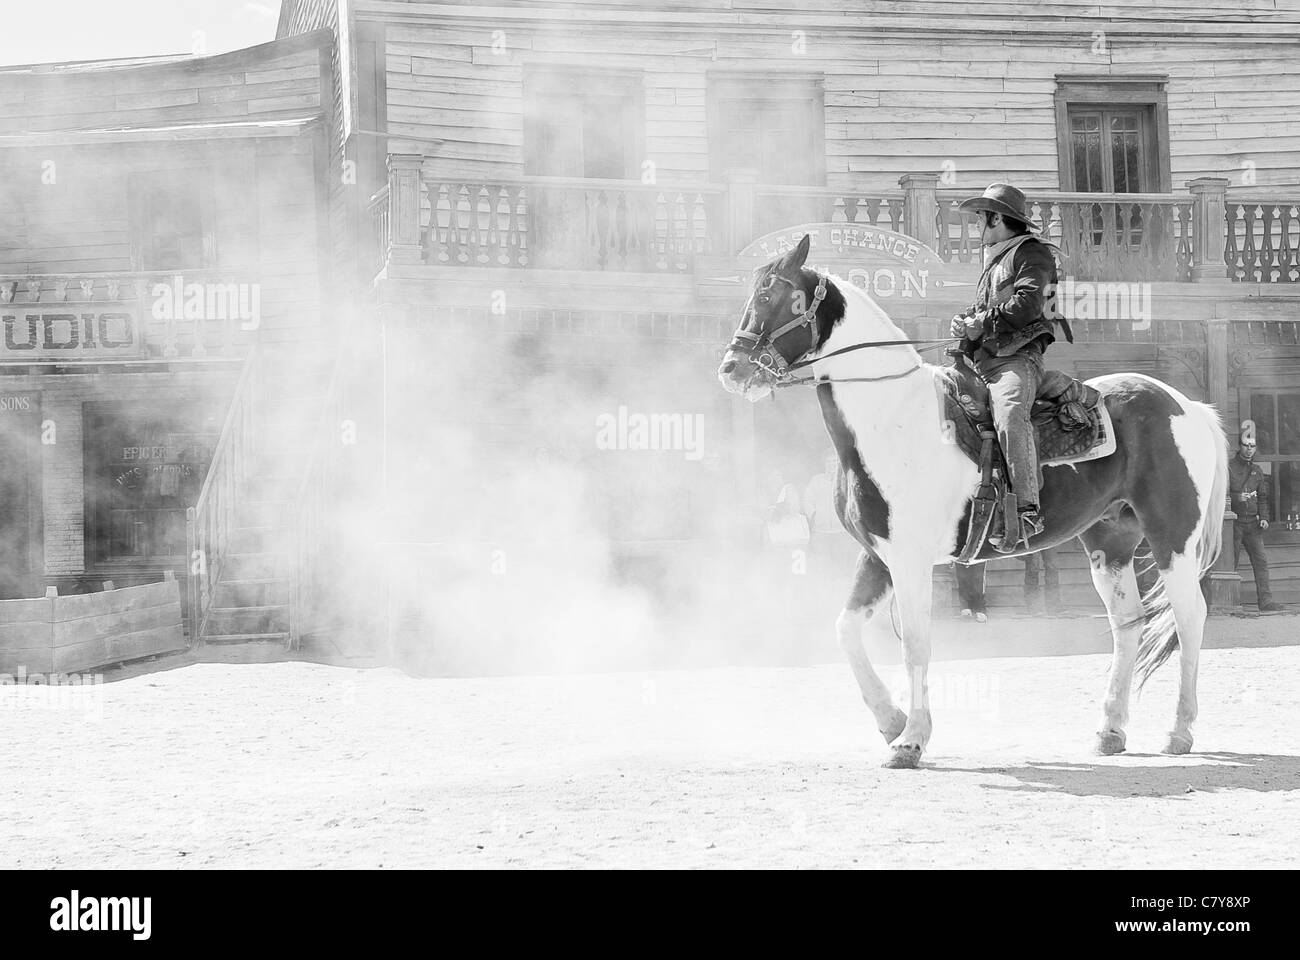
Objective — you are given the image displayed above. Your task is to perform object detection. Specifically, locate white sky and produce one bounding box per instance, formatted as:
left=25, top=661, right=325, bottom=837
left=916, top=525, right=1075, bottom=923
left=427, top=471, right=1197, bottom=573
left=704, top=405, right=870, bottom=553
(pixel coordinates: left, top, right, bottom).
left=0, top=0, right=282, bottom=67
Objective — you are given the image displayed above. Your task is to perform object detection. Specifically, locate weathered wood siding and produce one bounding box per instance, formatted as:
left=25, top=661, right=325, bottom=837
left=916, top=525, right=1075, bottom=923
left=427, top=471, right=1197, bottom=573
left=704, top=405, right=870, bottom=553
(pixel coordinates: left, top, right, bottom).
left=0, top=138, right=324, bottom=340
left=345, top=0, right=1300, bottom=190
left=0, top=35, right=327, bottom=133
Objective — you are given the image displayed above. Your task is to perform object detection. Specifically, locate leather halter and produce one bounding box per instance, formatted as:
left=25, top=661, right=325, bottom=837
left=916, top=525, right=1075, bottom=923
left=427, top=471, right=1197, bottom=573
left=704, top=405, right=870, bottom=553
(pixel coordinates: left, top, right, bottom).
left=726, top=271, right=827, bottom=381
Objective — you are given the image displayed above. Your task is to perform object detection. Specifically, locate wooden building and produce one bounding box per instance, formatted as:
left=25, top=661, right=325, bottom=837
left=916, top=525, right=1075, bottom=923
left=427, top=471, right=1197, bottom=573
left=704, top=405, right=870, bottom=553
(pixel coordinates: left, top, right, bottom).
left=0, top=32, right=335, bottom=645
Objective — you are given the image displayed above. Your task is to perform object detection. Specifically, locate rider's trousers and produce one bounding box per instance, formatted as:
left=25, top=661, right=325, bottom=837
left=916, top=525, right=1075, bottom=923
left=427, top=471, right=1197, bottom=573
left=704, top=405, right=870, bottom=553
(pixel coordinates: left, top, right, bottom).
left=974, top=347, right=1044, bottom=511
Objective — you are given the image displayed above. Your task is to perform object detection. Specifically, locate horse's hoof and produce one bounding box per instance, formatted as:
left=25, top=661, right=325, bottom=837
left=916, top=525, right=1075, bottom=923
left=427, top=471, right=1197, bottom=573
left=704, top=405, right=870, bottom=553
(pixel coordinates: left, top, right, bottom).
left=1163, top=733, right=1193, bottom=755
left=1094, top=731, right=1126, bottom=756
left=878, top=708, right=908, bottom=744
left=882, top=744, right=923, bottom=769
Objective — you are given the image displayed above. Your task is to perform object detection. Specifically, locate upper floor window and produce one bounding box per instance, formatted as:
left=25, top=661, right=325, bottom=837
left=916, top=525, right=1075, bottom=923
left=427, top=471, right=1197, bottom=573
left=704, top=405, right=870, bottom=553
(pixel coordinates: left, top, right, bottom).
left=524, top=68, right=644, bottom=179
left=708, top=73, right=825, bottom=186
left=129, top=169, right=215, bottom=271
left=1054, top=76, right=1171, bottom=193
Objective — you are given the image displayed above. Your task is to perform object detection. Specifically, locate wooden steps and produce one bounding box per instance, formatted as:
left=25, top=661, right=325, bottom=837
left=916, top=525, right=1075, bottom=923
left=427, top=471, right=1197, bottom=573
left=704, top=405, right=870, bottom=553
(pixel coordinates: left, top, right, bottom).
left=196, top=346, right=329, bottom=649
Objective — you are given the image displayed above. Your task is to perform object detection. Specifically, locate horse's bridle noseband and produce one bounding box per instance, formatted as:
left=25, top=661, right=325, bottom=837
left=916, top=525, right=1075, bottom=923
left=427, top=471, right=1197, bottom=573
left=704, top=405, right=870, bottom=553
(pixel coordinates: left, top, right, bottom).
left=726, top=271, right=828, bottom=382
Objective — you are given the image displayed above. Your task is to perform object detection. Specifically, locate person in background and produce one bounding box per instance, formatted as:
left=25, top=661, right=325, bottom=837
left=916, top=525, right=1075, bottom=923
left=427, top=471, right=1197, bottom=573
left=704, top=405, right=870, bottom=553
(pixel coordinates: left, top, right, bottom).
left=1023, top=543, right=1062, bottom=616
left=802, top=451, right=840, bottom=538
left=1229, top=437, right=1282, bottom=612
left=767, top=467, right=802, bottom=521
left=762, top=467, right=808, bottom=547
left=952, top=561, right=988, bottom=623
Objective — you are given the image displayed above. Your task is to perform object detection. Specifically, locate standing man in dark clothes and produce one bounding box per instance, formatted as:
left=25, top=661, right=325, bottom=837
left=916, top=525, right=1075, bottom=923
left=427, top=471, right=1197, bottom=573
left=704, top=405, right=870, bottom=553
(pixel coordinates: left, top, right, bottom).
left=1229, top=436, right=1281, bottom=611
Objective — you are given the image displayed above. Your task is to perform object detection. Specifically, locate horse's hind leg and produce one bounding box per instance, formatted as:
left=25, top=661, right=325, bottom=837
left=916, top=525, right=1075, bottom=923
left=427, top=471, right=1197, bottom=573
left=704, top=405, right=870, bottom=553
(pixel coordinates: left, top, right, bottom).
left=1157, top=553, right=1207, bottom=754
left=837, top=549, right=907, bottom=744
left=1080, top=514, right=1143, bottom=755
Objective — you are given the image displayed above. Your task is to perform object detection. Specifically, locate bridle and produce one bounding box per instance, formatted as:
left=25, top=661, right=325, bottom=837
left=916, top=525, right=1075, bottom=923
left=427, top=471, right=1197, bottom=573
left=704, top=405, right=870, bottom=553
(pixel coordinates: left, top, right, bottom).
left=724, top=270, right=959, bottom=388
left=726, top=270, right=828, bottom=382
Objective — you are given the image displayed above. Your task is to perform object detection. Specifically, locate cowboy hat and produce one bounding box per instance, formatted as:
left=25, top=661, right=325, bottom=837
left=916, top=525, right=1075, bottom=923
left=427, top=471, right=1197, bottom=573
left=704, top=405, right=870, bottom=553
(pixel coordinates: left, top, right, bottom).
left=958, top=182, right=1039, bottom=231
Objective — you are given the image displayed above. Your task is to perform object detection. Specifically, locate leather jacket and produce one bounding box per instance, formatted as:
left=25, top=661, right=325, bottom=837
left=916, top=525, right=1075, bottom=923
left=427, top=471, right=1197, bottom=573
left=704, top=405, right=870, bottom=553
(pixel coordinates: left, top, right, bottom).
left=1228, top=454, right=1271, bottom=522
left=962, top=237, right=1060, bottom=361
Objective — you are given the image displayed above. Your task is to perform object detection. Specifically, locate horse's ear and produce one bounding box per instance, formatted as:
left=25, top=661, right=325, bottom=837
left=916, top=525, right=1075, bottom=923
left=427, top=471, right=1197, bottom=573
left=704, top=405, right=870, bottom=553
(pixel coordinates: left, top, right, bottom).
left=776, top=234, right=811, bottom=275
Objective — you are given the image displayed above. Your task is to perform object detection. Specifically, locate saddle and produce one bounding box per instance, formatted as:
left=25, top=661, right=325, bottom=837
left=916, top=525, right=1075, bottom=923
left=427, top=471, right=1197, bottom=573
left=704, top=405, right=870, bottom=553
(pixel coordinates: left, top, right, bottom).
left=938, top=358, right=1115, bottom=562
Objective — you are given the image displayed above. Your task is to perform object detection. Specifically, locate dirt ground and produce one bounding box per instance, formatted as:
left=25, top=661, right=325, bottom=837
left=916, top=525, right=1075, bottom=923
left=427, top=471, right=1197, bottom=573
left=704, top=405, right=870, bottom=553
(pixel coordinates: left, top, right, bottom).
left=2, top=644, right=1297, bottom=869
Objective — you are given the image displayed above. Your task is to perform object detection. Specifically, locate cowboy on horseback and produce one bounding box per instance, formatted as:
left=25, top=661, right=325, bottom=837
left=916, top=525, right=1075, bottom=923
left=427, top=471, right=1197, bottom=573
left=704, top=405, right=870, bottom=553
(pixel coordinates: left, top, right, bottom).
left=949, top=182, right=1061, bottom=552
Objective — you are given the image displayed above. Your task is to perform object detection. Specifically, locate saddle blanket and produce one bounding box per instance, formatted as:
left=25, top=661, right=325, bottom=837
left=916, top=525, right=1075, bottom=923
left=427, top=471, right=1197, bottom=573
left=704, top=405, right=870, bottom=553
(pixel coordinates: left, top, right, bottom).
left=938, top=363, right=1116, bottom=469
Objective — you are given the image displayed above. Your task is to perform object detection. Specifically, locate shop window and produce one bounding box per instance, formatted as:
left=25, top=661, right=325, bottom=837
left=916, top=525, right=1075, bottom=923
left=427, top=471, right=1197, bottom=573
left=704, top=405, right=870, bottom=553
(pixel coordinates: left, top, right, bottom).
left=83, top=404, right=220, bottom=566
left=1248, top=390, right=1300, bottom=528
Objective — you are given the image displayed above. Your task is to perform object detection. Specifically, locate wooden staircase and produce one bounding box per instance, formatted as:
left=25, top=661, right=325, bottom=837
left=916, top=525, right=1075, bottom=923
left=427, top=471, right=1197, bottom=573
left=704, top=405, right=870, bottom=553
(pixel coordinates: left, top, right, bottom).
left=191, top=347, right=331, bottom=647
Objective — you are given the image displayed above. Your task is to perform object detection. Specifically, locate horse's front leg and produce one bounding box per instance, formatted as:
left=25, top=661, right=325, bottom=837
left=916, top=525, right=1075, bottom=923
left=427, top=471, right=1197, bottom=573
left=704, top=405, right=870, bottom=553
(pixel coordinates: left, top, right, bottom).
left=884, top=564, right=935, bottom=769
left=837, top=549, right=907, bottom=743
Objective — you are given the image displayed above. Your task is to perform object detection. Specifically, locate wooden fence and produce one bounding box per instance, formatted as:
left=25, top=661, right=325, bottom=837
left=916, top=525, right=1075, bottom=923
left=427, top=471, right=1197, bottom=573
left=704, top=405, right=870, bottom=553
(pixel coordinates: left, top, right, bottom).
left=0, top=573, right=186, bottom=674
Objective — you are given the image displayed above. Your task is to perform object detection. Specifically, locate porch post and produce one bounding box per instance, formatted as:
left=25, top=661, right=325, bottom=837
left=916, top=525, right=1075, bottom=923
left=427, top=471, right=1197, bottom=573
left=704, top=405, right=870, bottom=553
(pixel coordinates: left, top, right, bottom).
left=1204, top=317, right=1241, bottom=612
left=387, top=154, right=425, bottom=265
left=899, top=173, right=940, bottom=249
left=724, top=168, right=759, bottom=253
left=1187, top=177, right=1230, bottom=282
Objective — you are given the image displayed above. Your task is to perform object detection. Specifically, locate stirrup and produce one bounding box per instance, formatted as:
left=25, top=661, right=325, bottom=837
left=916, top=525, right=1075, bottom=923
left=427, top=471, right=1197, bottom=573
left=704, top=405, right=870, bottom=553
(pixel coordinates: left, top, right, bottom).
left=991, top=509, right=1043, bottom=554
left=1019, top=509, right=1044, bottom=540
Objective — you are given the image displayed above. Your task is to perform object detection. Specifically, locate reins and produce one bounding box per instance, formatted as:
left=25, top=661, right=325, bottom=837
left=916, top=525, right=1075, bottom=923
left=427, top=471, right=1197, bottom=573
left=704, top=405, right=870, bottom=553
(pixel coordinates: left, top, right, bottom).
left=775, top=336, right=961, bottom=388
left=725, top=266, right=962, bottom=389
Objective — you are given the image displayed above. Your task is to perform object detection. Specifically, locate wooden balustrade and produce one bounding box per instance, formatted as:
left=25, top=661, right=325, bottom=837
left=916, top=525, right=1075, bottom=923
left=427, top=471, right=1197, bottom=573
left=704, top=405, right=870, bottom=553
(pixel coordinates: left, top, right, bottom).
left=1225, top=196, right=1300, bottom=283
left=419, top=176, right=723, bottom=273
left=937, top=192, right=1194, bottom=281
left=367, top=186, right=391, bottom=277
left=366, top=156, right=1300, bottom=287
left=751, top=186, right=906, bottom=238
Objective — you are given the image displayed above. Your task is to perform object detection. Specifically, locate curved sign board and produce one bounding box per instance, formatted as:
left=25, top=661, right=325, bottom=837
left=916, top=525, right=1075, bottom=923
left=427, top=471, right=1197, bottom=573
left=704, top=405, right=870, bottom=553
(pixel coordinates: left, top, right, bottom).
left=697, top=222, right=980, bottom=318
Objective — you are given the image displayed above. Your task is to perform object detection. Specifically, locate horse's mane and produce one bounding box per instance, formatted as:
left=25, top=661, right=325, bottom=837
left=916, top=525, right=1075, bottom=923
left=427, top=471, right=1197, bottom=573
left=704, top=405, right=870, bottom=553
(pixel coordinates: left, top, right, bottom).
left=820, top=271, right=926, bottom=364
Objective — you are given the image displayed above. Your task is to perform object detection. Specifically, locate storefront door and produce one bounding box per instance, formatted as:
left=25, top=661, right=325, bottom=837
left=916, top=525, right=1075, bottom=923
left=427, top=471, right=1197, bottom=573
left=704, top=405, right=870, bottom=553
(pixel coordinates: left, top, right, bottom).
left=0, top=392, right=42, bottom=599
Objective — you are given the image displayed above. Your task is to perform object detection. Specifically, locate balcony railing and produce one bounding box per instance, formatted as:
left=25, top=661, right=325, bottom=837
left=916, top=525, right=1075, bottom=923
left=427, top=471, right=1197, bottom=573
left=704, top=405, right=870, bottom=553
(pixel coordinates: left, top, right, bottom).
left=0, top=269, right=259, bottom=362
left=374, top=161, right=725, bottom=274
left=936, top=191, right=1196, bottom=281
left=369, top=159, right=1294, bottom=285
left=462, top=177, right=718, bottom=272
left=1225, top=196, right=1300, bottom=283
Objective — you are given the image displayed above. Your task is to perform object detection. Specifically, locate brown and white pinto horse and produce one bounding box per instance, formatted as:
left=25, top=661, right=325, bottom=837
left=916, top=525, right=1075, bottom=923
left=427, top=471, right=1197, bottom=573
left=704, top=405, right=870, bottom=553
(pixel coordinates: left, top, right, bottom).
left=718, top=235, right=1229, bottom=768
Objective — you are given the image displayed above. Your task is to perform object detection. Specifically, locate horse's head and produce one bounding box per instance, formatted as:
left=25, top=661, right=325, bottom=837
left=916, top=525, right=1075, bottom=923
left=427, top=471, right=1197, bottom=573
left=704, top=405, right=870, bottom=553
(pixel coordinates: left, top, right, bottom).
left=716, top=234, right=841, bottom=402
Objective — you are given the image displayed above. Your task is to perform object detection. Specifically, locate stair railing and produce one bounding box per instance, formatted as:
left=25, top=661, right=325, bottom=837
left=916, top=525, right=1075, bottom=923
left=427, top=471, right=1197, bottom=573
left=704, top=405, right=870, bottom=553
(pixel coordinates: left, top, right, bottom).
left=185, top=344, right=260, bottom=643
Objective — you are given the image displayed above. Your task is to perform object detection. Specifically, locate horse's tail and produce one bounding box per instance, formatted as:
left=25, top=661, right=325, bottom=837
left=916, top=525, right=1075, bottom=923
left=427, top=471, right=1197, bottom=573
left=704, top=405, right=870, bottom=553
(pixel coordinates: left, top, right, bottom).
left=1133, top=399, right=1229, bottom=689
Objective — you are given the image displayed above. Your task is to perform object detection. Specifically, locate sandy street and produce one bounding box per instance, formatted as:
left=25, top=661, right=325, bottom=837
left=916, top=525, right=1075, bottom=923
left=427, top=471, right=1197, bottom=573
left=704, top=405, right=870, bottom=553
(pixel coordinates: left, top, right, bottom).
left=2, top=644, right=1297, bottom=869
